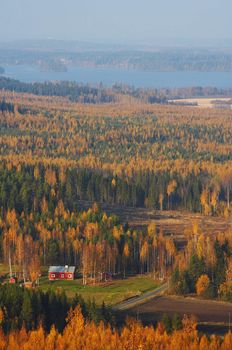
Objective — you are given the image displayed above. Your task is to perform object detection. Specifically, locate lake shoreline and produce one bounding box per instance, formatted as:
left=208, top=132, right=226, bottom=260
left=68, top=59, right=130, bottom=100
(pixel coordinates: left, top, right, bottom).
left=2, top=64, right=232, bottom=89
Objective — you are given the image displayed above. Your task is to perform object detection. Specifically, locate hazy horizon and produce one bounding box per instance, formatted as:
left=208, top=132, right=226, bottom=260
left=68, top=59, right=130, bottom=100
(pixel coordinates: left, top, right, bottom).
left=0, top=0, right=231, bottom=47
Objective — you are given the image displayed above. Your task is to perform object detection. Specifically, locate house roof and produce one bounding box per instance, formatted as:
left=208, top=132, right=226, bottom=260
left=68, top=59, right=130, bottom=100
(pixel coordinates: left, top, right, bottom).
left=48, top=266, right=75, bottom=273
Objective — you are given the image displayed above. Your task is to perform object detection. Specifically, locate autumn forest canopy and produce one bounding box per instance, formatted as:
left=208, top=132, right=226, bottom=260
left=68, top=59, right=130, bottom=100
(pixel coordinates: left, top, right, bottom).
left=1, top=0, right=232, bottom=342
left=1, top=89, right=232, bottom=215
left=0, top=90, right=232, bottom=281
left=0, top=85, right=232, bottom=348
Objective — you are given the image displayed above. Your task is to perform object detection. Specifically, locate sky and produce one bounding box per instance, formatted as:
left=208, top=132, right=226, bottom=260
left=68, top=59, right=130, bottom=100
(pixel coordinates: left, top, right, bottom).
left=0, top=0, right=231, bottom=46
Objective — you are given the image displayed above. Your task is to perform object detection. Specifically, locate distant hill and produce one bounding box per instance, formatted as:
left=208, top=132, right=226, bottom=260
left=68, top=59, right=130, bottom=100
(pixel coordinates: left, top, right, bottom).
left=0, top=41, right=232, bottom=72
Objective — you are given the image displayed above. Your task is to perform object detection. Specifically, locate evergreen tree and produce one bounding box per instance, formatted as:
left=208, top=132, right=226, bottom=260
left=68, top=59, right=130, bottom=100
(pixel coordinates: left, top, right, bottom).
left=172, top=313, right=182, bottom=331
left=161, top=313, right=172, bottom=333
left=188, top=255, right=205, bottom=292
left=22, top=291, right=33, bottom=331
left=214, top=240, right=227, bottom=290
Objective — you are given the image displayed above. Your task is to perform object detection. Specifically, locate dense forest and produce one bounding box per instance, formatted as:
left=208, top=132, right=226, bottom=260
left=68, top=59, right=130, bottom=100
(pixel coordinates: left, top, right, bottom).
left=0, top=188, right=176, bottom=284
left=0, top=285, right=113, bottom=333
left=1, top=163, right=232, bottom=301
left=0, top=94, right=232, bottom=216
left=0, top=305, right=232, bottom=349
left=170, top=230, right=232, bottom=301
left=0, top=90, right=232, bottom=346
left=0, top=92, right=231, bottom=292
left=0, top=78, right=115, bottom=104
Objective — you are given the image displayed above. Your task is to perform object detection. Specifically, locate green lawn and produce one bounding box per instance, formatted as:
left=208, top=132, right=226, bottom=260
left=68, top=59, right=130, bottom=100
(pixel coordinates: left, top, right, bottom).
left=0, top=264, right=159, bottom=306
left=38, top=275, right=159, bottom=306
left=0, top=264, right=19, bottom=275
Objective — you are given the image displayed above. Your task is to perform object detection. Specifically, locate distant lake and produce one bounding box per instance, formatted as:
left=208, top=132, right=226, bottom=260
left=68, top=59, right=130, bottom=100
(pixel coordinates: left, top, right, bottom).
left=2, top=64, right=232, bottom=88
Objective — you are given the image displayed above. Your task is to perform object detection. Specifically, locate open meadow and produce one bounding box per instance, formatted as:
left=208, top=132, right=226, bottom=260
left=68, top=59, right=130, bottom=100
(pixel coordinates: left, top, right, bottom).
left=39, top=274, right=159, bottom=305
left=0, top=263, right=158, bottom=306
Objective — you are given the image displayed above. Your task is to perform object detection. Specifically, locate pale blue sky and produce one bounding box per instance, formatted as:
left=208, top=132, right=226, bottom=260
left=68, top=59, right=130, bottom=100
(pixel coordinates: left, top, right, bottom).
left=0, top=0, right=231, bottom=45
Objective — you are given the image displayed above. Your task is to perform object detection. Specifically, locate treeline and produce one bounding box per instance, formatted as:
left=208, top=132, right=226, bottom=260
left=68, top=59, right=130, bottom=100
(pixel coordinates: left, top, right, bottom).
left=1, top=162, right=232, bottom=218
left=112, top=83, right=232, bottom=101
left=0, top=77, right=115, bottom=103
left=2, top=77, right=232, bottom=107
left=72, top=49, right=232, bottom=72
left=0, top=163, right=220, bottom=215
left=0, top=305, right=232, bottom=349
left=2, top=46, right=232, bottom=72
left=0, top=285, right=113, bottom=333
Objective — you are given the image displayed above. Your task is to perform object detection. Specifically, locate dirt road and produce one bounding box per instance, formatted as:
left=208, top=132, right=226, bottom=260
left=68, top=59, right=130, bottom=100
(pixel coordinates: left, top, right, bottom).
left=113, top=283, right=168, bottom=311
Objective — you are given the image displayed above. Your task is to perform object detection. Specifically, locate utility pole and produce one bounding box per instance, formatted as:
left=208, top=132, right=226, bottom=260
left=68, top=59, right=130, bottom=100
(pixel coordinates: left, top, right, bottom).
left=9, top=249, right=12, bottom=278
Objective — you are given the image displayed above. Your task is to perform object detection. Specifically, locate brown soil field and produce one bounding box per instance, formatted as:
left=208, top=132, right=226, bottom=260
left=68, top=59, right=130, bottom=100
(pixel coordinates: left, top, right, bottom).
left=120, top=295, right=232, bottom=334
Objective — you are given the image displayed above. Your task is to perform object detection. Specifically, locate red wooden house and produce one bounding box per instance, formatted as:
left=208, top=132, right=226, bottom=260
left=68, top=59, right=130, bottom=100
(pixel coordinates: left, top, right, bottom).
left=9, top=277, right=17, bottom=284
left=48, top=266, right=75, bottom=281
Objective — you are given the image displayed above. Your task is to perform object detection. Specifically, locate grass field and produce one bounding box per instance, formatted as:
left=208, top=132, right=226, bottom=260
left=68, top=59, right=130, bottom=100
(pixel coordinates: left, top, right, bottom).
left=38, top=274, right=159, bottom=306
left=0, top=263, right=159, bottom=306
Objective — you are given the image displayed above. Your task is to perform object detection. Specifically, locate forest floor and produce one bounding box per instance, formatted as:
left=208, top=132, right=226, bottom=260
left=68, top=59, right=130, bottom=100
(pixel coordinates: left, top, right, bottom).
left=77, top=201, right=231, bottom=247
left=38, top=274, right=159, bottom=306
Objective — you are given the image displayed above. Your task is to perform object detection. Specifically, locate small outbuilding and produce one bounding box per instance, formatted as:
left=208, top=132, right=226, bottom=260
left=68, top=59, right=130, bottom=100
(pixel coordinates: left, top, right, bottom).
left=48, top=266, right=75, bottom=281
left=9, top=277, right=17, bottom=284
